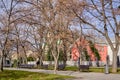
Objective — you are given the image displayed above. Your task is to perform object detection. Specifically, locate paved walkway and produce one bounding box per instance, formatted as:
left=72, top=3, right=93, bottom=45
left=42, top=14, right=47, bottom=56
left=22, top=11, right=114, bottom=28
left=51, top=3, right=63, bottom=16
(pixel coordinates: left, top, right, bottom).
left=4, top=68, right=120, bottom=80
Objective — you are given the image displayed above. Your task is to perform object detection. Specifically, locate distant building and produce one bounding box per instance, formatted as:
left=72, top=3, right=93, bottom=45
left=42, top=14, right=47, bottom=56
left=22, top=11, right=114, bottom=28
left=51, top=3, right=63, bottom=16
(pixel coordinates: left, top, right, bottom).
left=71, top=36, right=120, bottom=65
left=71, top=37, right=108, bottom=63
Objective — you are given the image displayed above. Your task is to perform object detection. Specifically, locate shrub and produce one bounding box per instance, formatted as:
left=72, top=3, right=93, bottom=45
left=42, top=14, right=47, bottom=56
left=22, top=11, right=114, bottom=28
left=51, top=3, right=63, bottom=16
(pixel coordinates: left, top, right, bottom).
left=27, top=57, right=34, bottom=61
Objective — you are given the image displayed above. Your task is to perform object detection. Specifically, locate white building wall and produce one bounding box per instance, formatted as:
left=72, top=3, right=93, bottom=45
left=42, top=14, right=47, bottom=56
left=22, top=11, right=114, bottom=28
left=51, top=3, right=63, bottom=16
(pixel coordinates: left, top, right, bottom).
left=107, top=45, right=120, bottom=65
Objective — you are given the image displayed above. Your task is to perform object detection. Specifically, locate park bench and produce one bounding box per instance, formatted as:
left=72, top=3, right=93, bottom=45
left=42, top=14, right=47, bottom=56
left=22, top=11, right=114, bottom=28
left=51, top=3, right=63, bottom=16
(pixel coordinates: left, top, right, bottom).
left=3, top=64, right=12, bottom=67
left=57, top=64, right=65, bottom=70
left=41, top=65, right=48, bottom=69
left=19, top=64, right=34, bottom=69
left=79, top=65, right=89, bottom=72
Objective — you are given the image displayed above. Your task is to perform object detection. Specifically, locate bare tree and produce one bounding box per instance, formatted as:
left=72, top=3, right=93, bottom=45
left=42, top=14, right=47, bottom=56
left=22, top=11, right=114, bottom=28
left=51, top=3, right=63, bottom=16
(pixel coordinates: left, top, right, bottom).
left=71, top=0, right=120, bottom=72
left=0, top=0, right=19, bottom=71
left=21, top=0, right=86, bottom=73
left=0, top=0, right=30, bottom=71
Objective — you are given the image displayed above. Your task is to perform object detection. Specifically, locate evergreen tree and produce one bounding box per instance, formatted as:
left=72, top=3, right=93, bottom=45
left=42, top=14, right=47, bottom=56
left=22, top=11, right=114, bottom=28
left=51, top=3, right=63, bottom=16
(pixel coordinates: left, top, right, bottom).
left=89, top=41, right=101, bottom=60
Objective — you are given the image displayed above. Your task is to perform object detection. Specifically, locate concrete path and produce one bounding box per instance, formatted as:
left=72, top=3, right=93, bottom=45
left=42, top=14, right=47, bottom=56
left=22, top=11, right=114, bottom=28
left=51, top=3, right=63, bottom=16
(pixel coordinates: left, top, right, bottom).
left=4, top=68, right=120, bottom=80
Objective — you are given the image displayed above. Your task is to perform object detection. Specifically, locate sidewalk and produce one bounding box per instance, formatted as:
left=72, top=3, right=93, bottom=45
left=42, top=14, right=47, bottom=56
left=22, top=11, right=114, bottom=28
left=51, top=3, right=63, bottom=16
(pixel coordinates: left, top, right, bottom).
left=4, top=68, right=120, bottom=80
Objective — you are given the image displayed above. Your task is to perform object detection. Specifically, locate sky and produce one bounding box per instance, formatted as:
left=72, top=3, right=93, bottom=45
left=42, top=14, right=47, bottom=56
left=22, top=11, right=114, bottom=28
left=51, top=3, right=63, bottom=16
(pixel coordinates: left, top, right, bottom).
left=0, top=0, right=120, bottom=43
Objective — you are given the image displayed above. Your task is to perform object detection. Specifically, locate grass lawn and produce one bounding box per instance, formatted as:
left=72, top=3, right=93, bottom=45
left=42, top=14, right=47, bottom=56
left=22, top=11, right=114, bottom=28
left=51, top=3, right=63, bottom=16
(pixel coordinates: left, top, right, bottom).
left=0, top=70, right=73, bottom=80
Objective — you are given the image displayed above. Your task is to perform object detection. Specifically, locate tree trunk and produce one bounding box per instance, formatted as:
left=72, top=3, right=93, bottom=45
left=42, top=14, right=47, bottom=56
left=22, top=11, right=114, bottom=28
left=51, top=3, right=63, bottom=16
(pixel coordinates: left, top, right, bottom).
left=63, top=43, right=67, bottom=68
left=62, top=53, right=66, bottom=68
left=0, top=56, right=4, bottom=72
left=16, top=41, right=20, bottom=68
left=40, top=57, right=43, bottom=67
left=37, top=57, right=43, bottom=68
left=112, top=51, right=117, bottom=73
left=54, top=58, right=58, bottom=74
left=63, top=60, right=66, bottom=68
left=52, top=48, right=59, bottom=74
left=78, top=57, right=80, bottom=70
left=23, top=47, right=27, bottom=64
left=17, top=54, right=19, bottom=68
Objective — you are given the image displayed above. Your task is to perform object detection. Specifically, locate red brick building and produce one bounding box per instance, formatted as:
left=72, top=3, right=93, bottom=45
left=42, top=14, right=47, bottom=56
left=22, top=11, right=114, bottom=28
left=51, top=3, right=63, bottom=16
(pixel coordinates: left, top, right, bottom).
left=71, top=38, right=107, bottom=62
